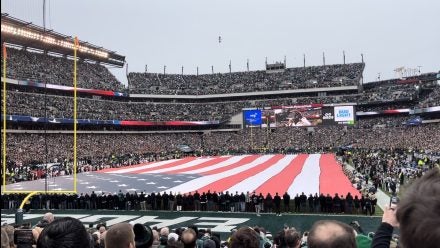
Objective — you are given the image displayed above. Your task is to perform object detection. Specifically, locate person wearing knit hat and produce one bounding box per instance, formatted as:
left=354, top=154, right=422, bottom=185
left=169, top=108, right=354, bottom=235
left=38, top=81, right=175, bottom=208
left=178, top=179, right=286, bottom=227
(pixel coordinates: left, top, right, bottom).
left=133, top=223, right=153, bottom=248
left=203, top=239, right=216, bottom=248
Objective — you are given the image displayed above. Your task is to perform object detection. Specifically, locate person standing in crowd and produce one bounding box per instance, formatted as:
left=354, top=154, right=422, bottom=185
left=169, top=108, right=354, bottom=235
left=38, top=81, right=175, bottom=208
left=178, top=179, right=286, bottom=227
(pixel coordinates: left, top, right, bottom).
left=307, top=220, right=356, bottom=248
left=37, top=217, right=92, bottom=248
left=346, top=193, right=353, bottom=214
left=245, top=191, right=252, bottom=212
left=274, top=192, right=282, bottom=216
left=294, top=194, right=300, bottom=212
left=32, top=212, right=54, bottom=243
left=200, top=192, right=207, bottom=211
left=168, top=191, right=175, bottom=211
left=105, top=223, right=135, bottom=248
left=193, top=190, right=200, bottom=211
left=372, top=168, right=440, bottom=248
left=239, top=192, right=246, bottom=212
left=162, top=191, right=169, bottom=211
left=251, top=192, right=260, bottom=216
left=258, top=193, right=265, bottom=213
left=265, top=193, right=273, bottom=213
left=176, top=192, right=183, bottom=212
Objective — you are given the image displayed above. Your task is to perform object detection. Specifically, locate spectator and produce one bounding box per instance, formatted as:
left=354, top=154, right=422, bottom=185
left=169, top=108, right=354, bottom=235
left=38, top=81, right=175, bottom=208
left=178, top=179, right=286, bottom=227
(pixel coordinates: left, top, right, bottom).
left=36, top=217, right=91, bottom=248
left=133, top=223, right=153, bottom=248
left=180, top=228, right=197, bottom=248
left=32, top=212, right=54, bottom=243
left=1, top=228, right=9, bottom=248
left=284, top=228, right=301, bottom=248
left=307, top=220, right=356, bottom=248
left=229, top=227, right=260, bottom=248
left=105, top=223, right=136, bottom=248
left=372, top=167, right=440, bottom=248
left=1, top=225, right=15, bottom=248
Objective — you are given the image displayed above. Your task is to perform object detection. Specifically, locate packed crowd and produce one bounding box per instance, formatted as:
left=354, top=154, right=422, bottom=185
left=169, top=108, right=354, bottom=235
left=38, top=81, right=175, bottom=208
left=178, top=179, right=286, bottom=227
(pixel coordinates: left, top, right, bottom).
left=2, top=190, right=375, bottom=216
left=7, top=85, right=437, bottom=122
left=128, top=63, right=364, bottom=95
left=2, top=123, right=439, bottom=183
left=341, top=148, right=439, bottom=196
left=1, top=47, right=125, bottom=91
left=6, top=90, right=241, bottom=121
left=419, top=85, right=440, bottom=108
left=1, top=167, right=439, bottom=248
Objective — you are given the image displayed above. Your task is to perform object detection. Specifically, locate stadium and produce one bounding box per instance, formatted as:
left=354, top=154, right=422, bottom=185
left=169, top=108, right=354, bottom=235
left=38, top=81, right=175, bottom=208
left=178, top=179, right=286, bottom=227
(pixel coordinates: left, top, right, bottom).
left=1, top=1, right=440, bottom=248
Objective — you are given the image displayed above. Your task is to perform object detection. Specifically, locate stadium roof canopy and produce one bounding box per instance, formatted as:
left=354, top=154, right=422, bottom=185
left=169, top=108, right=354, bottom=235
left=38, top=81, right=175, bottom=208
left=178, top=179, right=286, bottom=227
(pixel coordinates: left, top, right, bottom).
left=1, top=13, right=125, bottom=67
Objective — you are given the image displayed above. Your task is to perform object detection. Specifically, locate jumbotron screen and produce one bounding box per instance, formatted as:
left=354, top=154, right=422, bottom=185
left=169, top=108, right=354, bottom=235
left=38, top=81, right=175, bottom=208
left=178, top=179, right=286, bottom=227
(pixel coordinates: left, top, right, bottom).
left=243, top=105, right=355, bottom=127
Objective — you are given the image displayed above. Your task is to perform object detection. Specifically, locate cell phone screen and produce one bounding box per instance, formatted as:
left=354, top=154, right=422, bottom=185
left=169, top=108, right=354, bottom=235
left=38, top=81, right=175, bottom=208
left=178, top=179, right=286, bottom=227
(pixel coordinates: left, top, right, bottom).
left=390, top=196, right=399, bottom=207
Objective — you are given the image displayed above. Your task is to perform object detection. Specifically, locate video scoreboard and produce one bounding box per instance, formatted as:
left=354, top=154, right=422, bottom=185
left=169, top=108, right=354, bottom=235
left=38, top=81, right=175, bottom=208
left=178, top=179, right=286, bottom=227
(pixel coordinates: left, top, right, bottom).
left=243, top=105, right=355, bottom=127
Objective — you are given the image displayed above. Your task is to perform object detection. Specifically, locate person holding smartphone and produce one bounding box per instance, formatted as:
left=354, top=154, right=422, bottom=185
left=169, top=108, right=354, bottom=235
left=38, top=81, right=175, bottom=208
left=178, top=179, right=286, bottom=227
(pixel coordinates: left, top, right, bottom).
left=372, top=168, right=440, bottom=248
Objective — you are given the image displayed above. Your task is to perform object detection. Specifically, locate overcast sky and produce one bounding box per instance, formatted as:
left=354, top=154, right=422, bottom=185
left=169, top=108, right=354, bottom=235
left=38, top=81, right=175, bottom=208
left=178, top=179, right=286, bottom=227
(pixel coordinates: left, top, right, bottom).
left=2, top=0, right=439, bottom=85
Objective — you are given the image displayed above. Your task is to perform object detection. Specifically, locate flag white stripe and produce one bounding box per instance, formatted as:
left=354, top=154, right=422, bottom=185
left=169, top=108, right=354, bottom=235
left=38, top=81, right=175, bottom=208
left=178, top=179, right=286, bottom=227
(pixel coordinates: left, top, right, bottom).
left=182, top=155, right=251, bottom=174
left=163, top=155, right=274, bottom=193
left=144, top=157, right=217, bottom=174
left=287, top=154, right=321, bottom=196
left=106, top=159, right=181, bottom=174
left=226, top=155, right=297, bottom=193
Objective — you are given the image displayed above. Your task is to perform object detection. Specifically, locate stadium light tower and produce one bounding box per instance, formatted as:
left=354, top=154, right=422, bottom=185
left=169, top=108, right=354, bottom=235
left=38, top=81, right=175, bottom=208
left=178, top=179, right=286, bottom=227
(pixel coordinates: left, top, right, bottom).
left=343, top=51, right=346, bottom=65
left=303, top=54, right=306, bottom=68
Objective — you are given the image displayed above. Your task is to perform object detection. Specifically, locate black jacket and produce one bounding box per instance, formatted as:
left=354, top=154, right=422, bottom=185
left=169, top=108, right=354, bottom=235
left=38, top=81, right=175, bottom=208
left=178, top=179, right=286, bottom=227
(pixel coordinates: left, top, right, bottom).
left=371, top=222, right=394, bottom=248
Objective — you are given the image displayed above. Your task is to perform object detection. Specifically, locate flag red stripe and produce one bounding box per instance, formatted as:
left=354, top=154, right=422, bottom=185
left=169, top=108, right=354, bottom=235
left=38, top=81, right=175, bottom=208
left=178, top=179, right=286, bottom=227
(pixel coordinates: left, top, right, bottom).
left=254, top=154, right=309, bottom=196
left=319, top=153, right=360, bottom=197
left=196, top=154, right=285, bottom=193
left=200, top=155, right=261, bottom=176
left=133, top=157, right=198, bottom=174
left=165, top=156, right=231, bottom=174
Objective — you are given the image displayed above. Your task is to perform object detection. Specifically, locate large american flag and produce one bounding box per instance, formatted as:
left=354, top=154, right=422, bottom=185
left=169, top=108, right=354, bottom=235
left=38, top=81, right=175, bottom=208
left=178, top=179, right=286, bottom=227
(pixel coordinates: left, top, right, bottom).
left=99, top=153, right=360, bottom=197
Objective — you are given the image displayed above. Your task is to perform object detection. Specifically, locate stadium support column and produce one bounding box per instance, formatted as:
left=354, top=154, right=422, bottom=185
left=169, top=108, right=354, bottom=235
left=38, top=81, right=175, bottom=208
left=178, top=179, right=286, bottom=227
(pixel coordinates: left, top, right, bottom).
left=247, top=59, right=249, bottom=72
left=322, top=52, right=326, bottom=66
left=164, top=65, right=166, bottom=75
left=197, top=67, right=199, bottom=76
left=284, top=56, right=286, bottom=67
left=229, top=60, right=232, bottom=73
left=212, top=66, right=214, bottom=74
left=181, top=66, right=184, bottom=75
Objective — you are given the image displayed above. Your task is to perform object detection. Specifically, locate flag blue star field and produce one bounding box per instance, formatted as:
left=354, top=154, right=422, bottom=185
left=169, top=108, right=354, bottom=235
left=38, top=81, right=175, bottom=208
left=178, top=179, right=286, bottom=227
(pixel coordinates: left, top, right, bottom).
left=6, top=154, right=360, bottom=196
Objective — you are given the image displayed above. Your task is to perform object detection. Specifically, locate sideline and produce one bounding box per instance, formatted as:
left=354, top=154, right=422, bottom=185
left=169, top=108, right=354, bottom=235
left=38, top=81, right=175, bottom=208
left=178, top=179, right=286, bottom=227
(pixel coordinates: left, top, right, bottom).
left=344, top=163, right=390, bottom=211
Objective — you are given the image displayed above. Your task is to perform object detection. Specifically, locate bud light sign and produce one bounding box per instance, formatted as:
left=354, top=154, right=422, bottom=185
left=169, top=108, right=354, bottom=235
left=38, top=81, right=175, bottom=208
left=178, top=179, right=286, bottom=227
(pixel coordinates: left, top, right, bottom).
left=243, top=109, right=262, bottom=126
left=334, top=106, right=355, bottom=124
